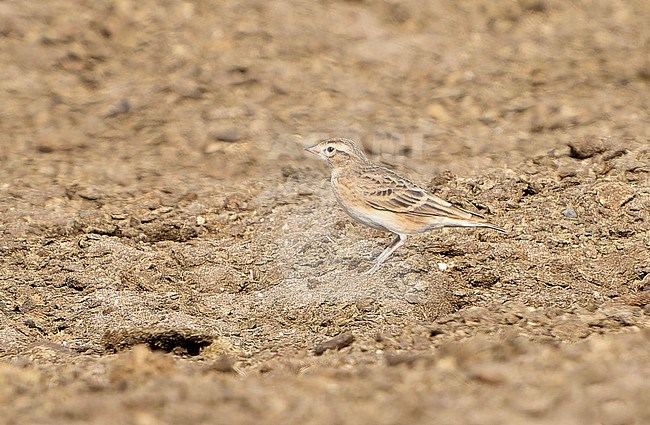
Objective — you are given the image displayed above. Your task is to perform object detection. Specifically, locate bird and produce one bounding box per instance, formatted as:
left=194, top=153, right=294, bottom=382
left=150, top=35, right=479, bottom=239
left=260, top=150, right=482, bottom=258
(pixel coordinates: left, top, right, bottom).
left=304, top=137, right=507, bottom=274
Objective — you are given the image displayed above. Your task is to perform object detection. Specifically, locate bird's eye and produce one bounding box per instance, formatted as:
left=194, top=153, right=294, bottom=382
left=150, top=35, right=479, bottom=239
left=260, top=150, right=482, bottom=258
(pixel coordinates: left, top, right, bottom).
left=326, top=146, right=335, bottom=154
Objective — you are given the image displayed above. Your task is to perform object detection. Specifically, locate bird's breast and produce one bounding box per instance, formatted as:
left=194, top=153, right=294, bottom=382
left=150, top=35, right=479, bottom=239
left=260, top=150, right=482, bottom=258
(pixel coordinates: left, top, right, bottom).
left=330, top=175, right=391, bottom=232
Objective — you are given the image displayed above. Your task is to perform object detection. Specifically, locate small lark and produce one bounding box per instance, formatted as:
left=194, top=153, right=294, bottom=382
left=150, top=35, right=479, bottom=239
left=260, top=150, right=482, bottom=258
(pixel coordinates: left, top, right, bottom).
left=305, top=138, right=506, bottom=274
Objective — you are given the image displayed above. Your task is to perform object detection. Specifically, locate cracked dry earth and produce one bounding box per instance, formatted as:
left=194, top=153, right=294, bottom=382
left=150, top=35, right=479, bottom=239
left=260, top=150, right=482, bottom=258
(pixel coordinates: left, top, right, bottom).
left=0, top=1, right=649, bottom=424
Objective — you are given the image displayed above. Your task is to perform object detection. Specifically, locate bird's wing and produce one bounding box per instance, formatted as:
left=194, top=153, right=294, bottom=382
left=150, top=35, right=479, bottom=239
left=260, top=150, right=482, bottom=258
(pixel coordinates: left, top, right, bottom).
left=357, top=168, right=484, bottom=221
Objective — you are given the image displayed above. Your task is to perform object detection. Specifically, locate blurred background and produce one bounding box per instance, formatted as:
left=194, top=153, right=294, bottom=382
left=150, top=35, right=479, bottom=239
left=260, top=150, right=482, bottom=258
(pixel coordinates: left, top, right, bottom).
left=1, top=0, right=648, bottom=187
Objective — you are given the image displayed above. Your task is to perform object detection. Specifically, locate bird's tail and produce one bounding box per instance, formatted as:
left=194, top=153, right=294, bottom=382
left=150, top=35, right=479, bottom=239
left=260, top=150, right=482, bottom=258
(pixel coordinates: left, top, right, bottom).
left=466, top=221, right=508, bottom=234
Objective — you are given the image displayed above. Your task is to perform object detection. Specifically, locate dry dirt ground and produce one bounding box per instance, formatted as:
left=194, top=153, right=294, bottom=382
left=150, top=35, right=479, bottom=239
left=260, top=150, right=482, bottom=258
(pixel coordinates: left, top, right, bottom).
left=1, top=1, right=649, bottom=424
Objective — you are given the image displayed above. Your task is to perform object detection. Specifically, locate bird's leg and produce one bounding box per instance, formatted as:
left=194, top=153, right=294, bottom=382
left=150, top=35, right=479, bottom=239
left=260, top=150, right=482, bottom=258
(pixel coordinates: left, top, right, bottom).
left=365, top=234, right=407, bottom=275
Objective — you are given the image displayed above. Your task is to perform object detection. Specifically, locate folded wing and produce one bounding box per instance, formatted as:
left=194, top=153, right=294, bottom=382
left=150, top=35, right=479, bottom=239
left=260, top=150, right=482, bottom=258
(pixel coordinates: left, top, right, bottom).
left=358, top=167, right=486, bottom=222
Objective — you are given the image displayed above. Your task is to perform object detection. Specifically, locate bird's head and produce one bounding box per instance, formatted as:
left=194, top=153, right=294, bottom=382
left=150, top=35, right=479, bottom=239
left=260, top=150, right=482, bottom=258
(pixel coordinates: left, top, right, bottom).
left=304, top=138, right=369, bottom=169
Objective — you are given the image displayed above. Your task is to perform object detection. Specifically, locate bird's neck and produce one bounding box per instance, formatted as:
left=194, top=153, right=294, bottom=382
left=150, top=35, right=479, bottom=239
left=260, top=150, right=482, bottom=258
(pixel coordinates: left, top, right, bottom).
left=330, top=161, right=363, bottom=181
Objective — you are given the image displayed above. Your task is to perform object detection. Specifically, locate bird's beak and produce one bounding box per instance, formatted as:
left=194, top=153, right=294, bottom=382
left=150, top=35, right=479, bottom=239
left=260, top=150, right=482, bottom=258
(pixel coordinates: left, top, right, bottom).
left=304, top=144, right=319, bottom=156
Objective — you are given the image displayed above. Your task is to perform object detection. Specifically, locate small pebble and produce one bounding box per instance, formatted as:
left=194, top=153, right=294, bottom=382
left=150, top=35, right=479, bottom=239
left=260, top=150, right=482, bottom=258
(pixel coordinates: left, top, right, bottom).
left=562, top=207, right=578, bottom=219
left=405, top=293, right=423, bottom=304
left=211, top=129, right=240, bottom=143
left=314, top=333, right=355, bottom=355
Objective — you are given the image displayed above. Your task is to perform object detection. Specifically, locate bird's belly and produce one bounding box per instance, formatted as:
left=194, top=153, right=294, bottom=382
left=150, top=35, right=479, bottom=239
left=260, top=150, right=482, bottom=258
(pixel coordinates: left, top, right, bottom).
left=342, top=204, right=391, bottom=232
left=340, top=202, right=431, bottom=235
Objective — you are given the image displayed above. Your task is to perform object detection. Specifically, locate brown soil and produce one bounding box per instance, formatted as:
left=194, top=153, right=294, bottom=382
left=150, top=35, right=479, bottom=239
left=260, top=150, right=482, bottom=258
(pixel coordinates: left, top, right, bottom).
left=1, top=1, right=649, bottom=424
